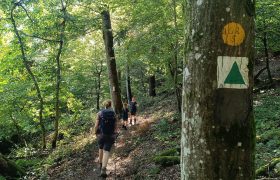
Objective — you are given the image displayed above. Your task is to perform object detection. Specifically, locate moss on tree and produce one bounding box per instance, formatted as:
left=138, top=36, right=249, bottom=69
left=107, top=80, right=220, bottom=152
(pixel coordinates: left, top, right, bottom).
left=256, top=158, right=280, bottom=177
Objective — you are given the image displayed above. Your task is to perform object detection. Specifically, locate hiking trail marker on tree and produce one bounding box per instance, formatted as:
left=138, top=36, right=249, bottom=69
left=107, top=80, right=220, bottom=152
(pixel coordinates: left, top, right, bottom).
left=217, top=56, right=249, bottom=89
left=222, top=22, right=245, bottom=46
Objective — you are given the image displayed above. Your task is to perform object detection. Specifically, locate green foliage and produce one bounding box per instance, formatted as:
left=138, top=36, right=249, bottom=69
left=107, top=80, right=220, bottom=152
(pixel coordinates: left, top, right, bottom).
left=254, top=89, right=280, bottom=174
left=255, top=0, right=280, bottom=54
left=154, top=119, right=180, bottom=146
left=0, top=154, right=25, bottom=178
left=16, top=158, right=42, bottom=171
left=148, top=166, right=161, bottom=176
left=256, top=158, right=280, bottom=177
left=153, top=155, right=180, bottom=167
left=157, top=148, right=180, bottom=157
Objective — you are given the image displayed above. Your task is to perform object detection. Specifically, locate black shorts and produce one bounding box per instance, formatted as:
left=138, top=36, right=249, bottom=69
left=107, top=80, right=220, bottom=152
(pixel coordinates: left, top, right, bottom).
left=98, top=134, right=115, bottom=151
left=131, top=112, right=136, bottom=116
left=123, top=118, right=128, bottom=121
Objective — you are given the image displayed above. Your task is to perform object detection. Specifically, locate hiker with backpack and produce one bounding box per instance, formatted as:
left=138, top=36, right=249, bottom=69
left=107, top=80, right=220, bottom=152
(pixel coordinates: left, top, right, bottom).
left=129, top=96, right=138, bottom=125
left=94, top=100, right=118, bottom=178
left=121, top=102, right=129, bottom=130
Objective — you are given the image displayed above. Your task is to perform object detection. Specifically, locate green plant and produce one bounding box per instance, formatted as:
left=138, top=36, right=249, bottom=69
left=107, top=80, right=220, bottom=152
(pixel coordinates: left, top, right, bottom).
left=148, top=166, right=161, bottom=175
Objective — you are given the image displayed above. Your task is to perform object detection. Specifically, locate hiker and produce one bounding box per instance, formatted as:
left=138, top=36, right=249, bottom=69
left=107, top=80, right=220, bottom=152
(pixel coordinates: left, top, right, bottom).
left=121, top=102, right=129, bottom=130
left=94, top=100, right=118, bottom=178
left=129, top=96, right=137, bottom=125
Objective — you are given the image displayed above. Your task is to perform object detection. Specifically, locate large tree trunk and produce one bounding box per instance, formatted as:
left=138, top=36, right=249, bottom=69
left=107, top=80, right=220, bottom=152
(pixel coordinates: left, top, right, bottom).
left=101, top=10, right=122, bottom=115
left=126, top=65, right=132, bottom=102
left=52, top=2, right=66, bottom=149
left=181, top=0, right=255, bottom=179
left=10, top=4, right=46, bottom=149
left=149, top=75, right=156, bottom=97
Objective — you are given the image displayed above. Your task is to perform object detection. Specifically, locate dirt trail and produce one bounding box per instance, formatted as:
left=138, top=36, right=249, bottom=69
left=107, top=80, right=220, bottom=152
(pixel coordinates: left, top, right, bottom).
left=85, top=115, right=152, bottom=179
left=49, top=115, right=152, bottom=180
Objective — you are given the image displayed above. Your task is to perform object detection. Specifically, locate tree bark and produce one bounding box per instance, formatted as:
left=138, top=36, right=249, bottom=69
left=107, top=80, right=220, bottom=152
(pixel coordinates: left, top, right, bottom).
left=126, top=65, right=132, bottom=102
left=118, top=70, right=122, bottom=93
left=94, top=60, right=103, bottom=111
left=149, top=75, right=156, bottom=97
left=263, top=31, right=273, bottom=84
left=101, top=9, right=122, bottom=115
left=172, top=0, right=182, bottom=113
left=10, top=3, right=46, bottom=149
left=52, top=1, right=66, bottom=149
left=181, top=0, right=255, bottom=179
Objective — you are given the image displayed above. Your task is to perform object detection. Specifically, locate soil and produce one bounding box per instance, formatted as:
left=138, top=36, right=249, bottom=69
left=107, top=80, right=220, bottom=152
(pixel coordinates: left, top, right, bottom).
left=47, top=113, right=180, bottom=180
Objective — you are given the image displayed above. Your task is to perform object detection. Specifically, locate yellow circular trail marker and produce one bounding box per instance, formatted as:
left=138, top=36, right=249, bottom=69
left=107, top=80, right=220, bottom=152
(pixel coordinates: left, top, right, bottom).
left=222, top=22, right=245, bottom=46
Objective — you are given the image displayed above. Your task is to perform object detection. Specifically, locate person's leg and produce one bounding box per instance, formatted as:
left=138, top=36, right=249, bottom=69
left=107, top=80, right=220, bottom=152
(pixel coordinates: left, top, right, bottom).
left=100, top=136, right=114, bottom=177
left=98, top=135, right=104, bottom=170
left=101, top=150, right=110, bottom=168
left=98, top=148, right=103, bottom=169
left=129, top=114, right=132, bottom=125
left=133, top=114, right=137, bottom=124
left=124, top=119, right=128, bottom=129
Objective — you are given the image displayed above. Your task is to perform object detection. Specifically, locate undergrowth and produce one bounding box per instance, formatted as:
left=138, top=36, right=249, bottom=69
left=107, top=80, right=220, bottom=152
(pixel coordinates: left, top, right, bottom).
left=254, top=89, right=280, bottom=177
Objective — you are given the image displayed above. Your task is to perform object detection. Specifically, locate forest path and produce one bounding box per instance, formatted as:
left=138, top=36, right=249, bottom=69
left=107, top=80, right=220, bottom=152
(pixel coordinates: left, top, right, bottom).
left=85, top=115, right=152, bottom=179
left=48, top=114, right=152, bottom=180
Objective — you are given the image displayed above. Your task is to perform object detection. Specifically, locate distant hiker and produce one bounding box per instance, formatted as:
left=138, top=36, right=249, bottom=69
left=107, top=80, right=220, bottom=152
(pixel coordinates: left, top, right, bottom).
left=129, top=96, right=137, bottom=125
left=121, top=102, right=129, bottom=130
left=94, top=100, right=118, bottom=178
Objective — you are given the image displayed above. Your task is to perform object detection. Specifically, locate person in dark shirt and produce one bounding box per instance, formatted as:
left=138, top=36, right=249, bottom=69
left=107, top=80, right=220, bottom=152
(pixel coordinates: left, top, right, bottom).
left=129, top=96, right=137, bottom=125
left=94, top=100, right=118, bottom=177
left=121, top=102, right=129, bottom=130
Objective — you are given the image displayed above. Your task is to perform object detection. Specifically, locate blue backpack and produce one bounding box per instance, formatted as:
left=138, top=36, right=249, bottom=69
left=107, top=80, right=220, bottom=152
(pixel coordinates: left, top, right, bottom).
left=99, top=109, right=116, bottom=135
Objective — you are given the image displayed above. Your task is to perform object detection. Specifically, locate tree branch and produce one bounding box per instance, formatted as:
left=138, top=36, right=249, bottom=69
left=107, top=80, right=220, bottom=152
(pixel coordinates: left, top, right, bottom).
left=18, top=4, right=34, bottom=23
left=20, top=31, right=61, bottom=43
left=254, top=67, right=267, bottom=81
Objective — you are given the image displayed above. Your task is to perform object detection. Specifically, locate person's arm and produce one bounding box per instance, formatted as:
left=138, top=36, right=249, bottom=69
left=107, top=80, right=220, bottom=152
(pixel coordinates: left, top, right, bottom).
left=94, top=113, right=100, bottom=135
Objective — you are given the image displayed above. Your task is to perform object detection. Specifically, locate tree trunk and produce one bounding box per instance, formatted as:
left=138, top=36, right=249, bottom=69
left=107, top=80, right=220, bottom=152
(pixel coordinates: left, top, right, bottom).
left=52, top=2, right=66, bottom=149
left=10, top=4, right=46, bottom=149
left=149, top=75, right=156, bottom=97
left=126, top=65, right=133, bottom=102
left=118, top=70, right=122, bottom=93
left=101, top=9, right=122, bottom=115
left=172, top=0, right=182, bottom=113
left=10, top=114, right=24, bottom=145
left=95, top=62, right=103, bottom=111
left=181, top=0, right=255, bottom=179
left=96, top=74, right=101, bottom=110
left=263, top=31, right=273, bottom=84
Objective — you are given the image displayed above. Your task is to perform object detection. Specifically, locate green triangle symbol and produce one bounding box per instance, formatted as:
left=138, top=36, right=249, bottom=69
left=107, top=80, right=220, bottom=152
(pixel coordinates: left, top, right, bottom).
left=224, top=62, right=245, bottom=84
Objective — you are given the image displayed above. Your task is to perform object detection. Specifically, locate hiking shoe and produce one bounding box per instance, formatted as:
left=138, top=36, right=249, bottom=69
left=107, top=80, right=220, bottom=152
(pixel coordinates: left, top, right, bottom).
left=100, top=168, right=107, bottom=178
left=124, top=126, right=127, bottom=130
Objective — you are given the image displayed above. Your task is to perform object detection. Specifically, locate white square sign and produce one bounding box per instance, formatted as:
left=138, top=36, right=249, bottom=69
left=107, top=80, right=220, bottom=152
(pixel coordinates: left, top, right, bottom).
left=217, top=56, right=249, bottom=89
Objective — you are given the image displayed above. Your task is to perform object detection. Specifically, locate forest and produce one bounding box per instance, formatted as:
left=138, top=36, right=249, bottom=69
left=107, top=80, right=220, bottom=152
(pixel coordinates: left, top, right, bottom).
left=0, top=0, right=279, bottom=179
